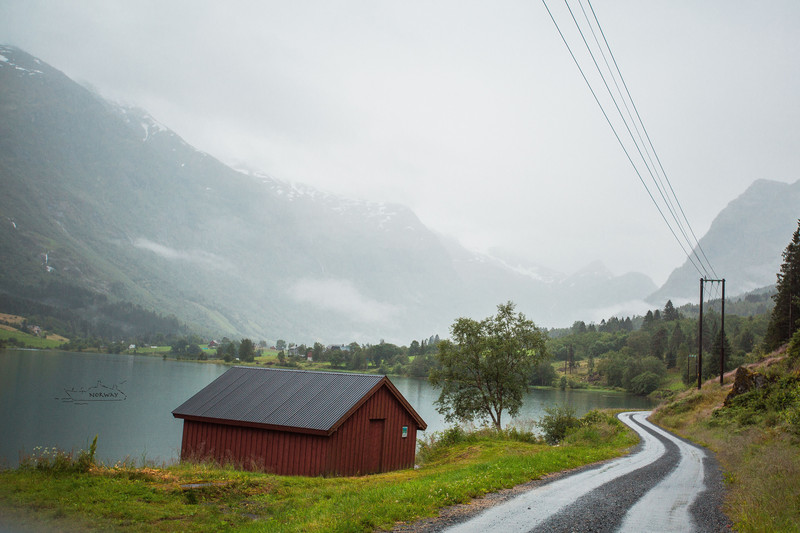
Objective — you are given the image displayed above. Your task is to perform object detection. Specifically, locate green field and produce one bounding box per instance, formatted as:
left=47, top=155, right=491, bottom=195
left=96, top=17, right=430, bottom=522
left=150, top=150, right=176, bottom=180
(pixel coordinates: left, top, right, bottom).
left=0, top=328, right=63, bottom=349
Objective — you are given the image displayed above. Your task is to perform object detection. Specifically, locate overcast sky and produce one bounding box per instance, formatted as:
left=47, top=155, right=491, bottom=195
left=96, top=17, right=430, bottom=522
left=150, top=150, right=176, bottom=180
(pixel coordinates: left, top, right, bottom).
left=2, top=1, right=798, bottom=285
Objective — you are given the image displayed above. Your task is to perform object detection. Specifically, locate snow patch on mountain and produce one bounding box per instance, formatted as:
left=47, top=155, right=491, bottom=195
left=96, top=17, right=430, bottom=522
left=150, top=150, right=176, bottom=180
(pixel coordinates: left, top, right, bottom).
left=0, top=46, right=43, bottom=75
left=237, top=167, right=407, bottom=231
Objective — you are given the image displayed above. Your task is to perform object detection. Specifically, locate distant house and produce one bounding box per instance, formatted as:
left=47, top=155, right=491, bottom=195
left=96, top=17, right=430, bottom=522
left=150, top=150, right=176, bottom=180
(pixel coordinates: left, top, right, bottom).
left=208, top=340, right=219, bottom=348
left=172, top=367, right=426, bottom=476
left=326, top=344, right=351, bottom=352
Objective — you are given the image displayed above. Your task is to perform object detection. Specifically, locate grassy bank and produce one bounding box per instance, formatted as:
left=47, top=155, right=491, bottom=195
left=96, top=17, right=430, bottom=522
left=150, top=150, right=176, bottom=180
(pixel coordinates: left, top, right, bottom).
left=0, top=412, right=636, bottom=532
left=651, top=351, right=800, bottom=532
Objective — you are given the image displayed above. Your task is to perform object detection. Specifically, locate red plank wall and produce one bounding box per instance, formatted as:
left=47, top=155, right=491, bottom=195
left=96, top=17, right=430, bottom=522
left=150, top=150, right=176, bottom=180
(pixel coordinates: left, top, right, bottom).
left=179, top=383, right=420, bottom=476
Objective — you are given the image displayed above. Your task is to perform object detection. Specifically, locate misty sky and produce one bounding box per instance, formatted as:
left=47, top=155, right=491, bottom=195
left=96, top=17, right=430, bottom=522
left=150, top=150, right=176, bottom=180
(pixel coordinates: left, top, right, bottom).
left=2, top=1, right=798, bottom=285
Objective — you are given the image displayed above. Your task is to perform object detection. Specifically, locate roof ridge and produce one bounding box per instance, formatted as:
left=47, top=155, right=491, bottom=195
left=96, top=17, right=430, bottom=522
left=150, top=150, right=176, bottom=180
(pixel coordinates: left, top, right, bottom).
left=233, top=366, right=383, bottom=378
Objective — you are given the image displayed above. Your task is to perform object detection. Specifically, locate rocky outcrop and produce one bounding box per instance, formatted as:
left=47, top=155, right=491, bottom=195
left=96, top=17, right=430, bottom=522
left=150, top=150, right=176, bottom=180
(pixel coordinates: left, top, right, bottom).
left=723, top=367, right=769, bottom=407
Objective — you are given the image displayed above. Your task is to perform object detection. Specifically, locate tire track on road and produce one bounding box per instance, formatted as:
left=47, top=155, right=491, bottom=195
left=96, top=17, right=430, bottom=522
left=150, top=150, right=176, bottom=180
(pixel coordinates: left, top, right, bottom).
left=529, top=412, right=679, bottom=532
left=444, top=411, right=724, bottom=533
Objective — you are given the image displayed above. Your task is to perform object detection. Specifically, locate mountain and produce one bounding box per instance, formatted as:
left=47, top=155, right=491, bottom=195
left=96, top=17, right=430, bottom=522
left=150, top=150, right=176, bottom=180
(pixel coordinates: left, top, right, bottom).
left=0, top=45, right=655, bottom=342
left=649, top=179, right=800, bottom=303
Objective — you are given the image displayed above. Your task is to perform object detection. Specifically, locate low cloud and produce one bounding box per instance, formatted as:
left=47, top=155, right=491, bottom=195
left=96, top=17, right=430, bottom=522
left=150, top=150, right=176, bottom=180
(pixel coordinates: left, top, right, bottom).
left=586, top=300, right=654, bottom=324
left=287, top=278, right=399, bottom=326
left=132, top=238, right=233, bottom=272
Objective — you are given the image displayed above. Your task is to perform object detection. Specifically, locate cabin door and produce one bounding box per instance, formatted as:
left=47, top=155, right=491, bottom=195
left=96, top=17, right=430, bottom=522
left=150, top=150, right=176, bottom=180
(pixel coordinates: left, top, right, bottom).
left=365, top=418, right=385, bottom=474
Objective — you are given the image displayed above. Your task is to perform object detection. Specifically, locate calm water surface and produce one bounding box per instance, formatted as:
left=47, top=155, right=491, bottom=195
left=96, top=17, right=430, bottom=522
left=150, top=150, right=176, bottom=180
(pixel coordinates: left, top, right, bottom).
left=0, top=349, right=653, bottom=467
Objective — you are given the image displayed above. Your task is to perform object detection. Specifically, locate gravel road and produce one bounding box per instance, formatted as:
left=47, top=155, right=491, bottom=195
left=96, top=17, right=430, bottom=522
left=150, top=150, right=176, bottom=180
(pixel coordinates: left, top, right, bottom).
left=396, top=411, right=731, bottom=533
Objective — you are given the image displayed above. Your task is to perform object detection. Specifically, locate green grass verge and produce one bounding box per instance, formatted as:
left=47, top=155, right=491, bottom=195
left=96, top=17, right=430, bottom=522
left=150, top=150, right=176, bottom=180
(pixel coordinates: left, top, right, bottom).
left=0, top=413, right=637, bottom=532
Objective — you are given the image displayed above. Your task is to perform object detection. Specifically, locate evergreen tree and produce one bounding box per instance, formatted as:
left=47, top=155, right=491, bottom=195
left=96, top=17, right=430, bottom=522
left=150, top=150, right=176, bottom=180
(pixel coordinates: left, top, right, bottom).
left=663, top=300, right=680, bottom=321
left=642, top=310, right=655, bottom=329
left=764, top=219, right=800, bottom=350
left=670, top=323, right=686, bottom=354
left=650, top=327, right=668, bottom=360
left=705, top=329, right=732, bottom=378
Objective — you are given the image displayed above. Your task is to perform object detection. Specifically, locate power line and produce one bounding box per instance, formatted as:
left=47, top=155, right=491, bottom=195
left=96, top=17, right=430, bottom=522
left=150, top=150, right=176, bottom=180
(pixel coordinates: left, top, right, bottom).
left=542, top=0, right=717, bottom=278
left=582, top=0, right=719, bottom=279
left=569, top=0, right=712, bottom=278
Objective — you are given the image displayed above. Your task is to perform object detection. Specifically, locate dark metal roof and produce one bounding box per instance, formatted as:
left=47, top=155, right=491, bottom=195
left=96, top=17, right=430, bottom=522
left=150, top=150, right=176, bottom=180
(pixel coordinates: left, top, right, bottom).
left=172, top=367, right=424, bottom=433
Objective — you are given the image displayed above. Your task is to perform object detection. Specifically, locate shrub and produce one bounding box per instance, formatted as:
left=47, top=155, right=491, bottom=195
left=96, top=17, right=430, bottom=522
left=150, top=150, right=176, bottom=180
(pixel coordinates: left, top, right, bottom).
left=539, top=406, right=580, bottom=445
left=629, top=371, right=661, bottom=395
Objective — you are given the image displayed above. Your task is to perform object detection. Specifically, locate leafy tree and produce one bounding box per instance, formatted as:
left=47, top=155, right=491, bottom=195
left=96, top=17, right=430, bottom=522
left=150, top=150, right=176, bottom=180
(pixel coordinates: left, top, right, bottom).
left=348, top=349, right=367, bottom=370
left=171, top=338, right=189, bottom=355
left=597, top=350, right=627, bottom=388
left=408, top=352, right=437, bottom=377
left=187, top=343, right=203, bottom=359
left=276, top=339, right=286, bottom=351
left=408, top=340, right=421, bottom=357
left=530, top=359, right=557, bottom=386
left=430, top=302, right=548, bottom=430
left=326, top=347, right=346, bottom=368
left=312, top=342, right=324, bottom=362
left=623, top=356, right=665, bottom=392
left=764, top=219, right=800, bottom=350
left=239, top=338, right=255, bottom=362
left=367, top=342, right=402, bottom=368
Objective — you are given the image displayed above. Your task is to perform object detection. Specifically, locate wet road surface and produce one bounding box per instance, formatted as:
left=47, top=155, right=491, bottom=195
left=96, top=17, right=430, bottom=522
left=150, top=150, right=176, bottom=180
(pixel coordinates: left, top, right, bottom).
left=442, top=411, right=729, bottom=533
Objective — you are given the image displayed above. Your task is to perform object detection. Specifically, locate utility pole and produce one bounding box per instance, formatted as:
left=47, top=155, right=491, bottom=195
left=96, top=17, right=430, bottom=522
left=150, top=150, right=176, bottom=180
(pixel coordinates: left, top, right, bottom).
left=697, top=278, right=726, bottom=390
left=698, top=279, right=704, bottom=390
left=720, top=279, right=726, bottom=386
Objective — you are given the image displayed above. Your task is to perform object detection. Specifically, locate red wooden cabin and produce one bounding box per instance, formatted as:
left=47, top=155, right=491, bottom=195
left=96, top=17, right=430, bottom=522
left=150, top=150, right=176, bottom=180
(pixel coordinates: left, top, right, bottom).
left=172, top=367, right=426, bottom=476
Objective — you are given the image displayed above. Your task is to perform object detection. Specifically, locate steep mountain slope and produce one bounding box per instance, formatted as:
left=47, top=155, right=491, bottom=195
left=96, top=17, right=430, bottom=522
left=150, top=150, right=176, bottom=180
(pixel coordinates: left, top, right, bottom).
left=0, top=45, right=658, bottom=341
left=649, top=179, right=800, bottom=303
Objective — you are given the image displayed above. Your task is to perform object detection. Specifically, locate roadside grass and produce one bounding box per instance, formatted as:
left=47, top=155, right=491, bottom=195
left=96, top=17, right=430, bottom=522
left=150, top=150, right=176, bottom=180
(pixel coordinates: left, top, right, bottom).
left=651, top=354, right=800, bottom=532
left=0, top=412, right=637, bottom=532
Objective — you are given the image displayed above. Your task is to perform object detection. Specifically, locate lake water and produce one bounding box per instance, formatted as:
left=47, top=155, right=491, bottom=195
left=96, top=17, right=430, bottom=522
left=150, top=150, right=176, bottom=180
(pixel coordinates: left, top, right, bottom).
left=0, top=349, right=654, bottom=467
